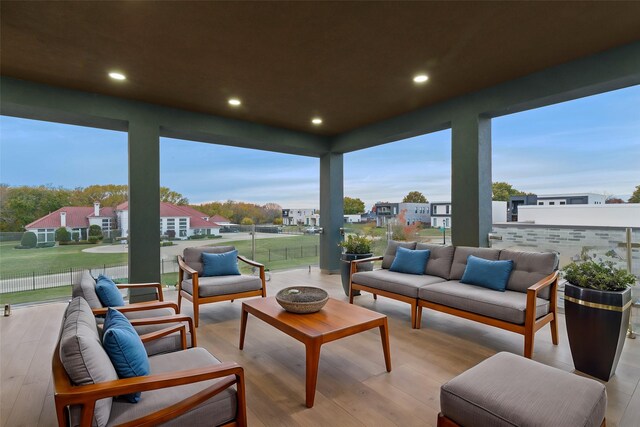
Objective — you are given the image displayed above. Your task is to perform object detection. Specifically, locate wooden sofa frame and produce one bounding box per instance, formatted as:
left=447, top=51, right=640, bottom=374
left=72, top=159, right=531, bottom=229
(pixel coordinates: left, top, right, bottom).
left=177, top=255, right=266, bottom=327
left=53, top=316, right=246, bottom=427
left=349, top=257, right=559, bottom=358
left=92, top=281, right=181, bottom=317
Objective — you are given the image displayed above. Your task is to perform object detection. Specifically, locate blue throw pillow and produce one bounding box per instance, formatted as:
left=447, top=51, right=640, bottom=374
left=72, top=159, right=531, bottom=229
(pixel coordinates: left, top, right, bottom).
left=95, top=274, right=125, bottom=307
left=202, top=250, right=240, bottom=276
left=389, top=247, right=430, bottom=275
left=460, top=255, right=514, bottom=292
left=103, top=308, right=150, bottom=403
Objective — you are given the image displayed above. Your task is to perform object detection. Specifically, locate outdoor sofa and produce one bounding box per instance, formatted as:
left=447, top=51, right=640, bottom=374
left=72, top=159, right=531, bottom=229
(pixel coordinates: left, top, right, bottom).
left=349, top=241, right=559, bottom=358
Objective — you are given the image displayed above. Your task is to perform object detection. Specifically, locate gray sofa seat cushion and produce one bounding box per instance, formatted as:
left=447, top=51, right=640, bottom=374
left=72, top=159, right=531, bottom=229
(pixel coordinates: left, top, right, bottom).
left=107, top=348, right=237, bottom=427
left=381, top=240, right=417, bottom=269
left=416, top=244, right=455, bottom=279
left=62, top=297, right=117, bottom=427
left=181, top=275, right=262, bottom=298
left=449, top=246, right=501, bottom=280
left=418, top=281, right=549, bottom=325
left=352, top=270, right=446, bottom=298
left=500, top=249, right=558, bottom=300
left=183, top=246, right=236, bottom=276
left=72, top=270, right=103, bottom=309
left=441, top=352, right=606, bottom=427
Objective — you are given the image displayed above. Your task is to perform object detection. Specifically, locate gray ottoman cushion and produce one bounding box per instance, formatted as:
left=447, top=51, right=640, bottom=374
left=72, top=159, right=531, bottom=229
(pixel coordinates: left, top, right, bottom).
left=381, top=240, right=417, bottom=269
left=500, top=249, right=559, bottom=300
left=181, top=275, right=262, bottom=297
left=418, top=281, right=549, bottom=325
left=182, top=246, right=236, bottom=276
left=352, top=270, right=445, bottom=298
left=449, top=246, right=501, bottom=280
left=416, top=244, right=455, bottom=279
left=441, top=352, right=606, bottom=427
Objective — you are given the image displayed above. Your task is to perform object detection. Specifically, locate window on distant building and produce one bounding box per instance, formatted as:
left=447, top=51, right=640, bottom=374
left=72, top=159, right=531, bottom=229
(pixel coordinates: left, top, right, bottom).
left=37, top=228, right=55, bottom=243
left=101, top=218, right=111, bottom=231
left=446, top=205, right=450, bottom=214
left=538, top=202, right=543, bottom=205
left=560, top=201, right=566, bottom=205
left=549, top=202, right=555, bottom=205
left=166, top=218, right=175, bottom=230
left=432, top=218, right=437, bottom=227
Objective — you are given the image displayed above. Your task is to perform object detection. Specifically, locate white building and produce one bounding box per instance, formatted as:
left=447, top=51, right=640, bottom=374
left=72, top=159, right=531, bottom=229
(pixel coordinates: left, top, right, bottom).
left=517, top=204, right=640, bottom=227
left=282, top=208, right=320, bottom=226
left=431, top=201, right=507, bottom=228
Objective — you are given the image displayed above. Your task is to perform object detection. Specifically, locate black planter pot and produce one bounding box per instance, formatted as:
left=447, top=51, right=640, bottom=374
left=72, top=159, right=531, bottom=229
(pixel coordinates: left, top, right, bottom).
left=340, top=253, right=373, bottom=297
left=564, top=283, right=632, bottom=381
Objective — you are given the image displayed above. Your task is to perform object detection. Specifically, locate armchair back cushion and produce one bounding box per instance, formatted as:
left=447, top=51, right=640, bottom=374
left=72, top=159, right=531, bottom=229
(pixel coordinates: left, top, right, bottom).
left=500, top=249, right=559, bottom=299
left=183, top=246, right=236, bottom=276
left=202, top=250, right=241, bottom=277
left=59, top=297, right=117, bottom=427
left=72, top=270, right=103, bottom=309
left=382, top=240, right=417, bottom=269
left=416, top=244, right=455, bottom=279
left=449, top=247, right=501, bottom=280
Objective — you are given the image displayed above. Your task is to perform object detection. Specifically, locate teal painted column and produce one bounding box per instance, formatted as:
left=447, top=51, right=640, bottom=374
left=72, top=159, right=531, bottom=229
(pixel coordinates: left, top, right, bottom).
left=319, top=153, right=343, bottom=274
left=451, top=115, right=492, bottom=247
left=128, top=119, right=161, bottom=302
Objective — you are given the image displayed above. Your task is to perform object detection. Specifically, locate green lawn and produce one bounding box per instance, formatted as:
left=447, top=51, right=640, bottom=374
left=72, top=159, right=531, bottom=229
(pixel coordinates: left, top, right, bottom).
left=0, top=285, right=71, bottom=305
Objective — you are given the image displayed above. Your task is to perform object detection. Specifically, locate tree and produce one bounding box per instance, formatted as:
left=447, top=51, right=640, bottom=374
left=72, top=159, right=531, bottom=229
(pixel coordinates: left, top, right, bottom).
left=629, top=185, right=640, bottom=203
left=273, top=217, right=283, bottom=225
left=55, top=227, right=71, bottom=242
left=344, top=197, right=365, bottom=214
left=605, top=196, right=625, bottom=204
left=1, top=185, right=72, bottom=232
left=492, top=182, right=526, bottom=201
left=402, top=191, right=428, bottom=203
left=240, top=217, right=254, bottom=225
left=160, top=187, right=188, bottom=205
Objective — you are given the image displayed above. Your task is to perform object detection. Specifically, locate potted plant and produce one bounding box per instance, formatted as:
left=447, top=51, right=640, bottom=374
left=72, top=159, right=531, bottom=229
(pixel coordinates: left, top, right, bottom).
left=339, top=235, right=373, bottom=297
left=563, top=256, right=636, bottom=381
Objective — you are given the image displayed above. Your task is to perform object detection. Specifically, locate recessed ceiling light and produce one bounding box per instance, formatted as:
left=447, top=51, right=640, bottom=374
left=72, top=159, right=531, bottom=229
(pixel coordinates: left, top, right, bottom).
left=311, top=118, right=323, bottom=125
left=108, top=72, right=126, bottom=81
left=413, top=74, right=429, bottom=83
left=228, top=98, right=241, bottom=106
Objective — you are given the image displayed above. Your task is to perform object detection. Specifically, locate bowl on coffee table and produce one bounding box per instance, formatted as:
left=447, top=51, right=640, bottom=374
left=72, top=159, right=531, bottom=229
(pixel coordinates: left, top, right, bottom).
left=276, top=286, right=329, bottom=314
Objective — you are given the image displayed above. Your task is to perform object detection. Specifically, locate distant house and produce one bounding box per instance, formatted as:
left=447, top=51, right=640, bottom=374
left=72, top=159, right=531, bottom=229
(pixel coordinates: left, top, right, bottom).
left=373, top=202, right=430, bottom=227
left=508, top=193, right=606, bottom=221
left=431, top=201, right=507, bottom=228
left=25, top=202, right=225, bottom=242
left=282, top=208, right=320, bottom=226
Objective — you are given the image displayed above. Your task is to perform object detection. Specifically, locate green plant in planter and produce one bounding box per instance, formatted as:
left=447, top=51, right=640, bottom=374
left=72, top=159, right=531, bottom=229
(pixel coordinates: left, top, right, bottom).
left=563, top=260, right=636, bottom=291
left=339, top=234, right=372, bottom=254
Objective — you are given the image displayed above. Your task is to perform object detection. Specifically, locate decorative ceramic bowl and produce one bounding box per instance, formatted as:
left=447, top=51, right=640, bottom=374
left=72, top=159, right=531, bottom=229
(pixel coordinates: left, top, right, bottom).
left=276, top=286, right=329, bottom=314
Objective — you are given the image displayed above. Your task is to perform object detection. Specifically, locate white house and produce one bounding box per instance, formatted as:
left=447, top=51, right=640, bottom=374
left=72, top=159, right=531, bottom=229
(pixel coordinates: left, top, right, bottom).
left=282, top=208, right=320, bottom=226
left=431, top=201, right=507, bottom=228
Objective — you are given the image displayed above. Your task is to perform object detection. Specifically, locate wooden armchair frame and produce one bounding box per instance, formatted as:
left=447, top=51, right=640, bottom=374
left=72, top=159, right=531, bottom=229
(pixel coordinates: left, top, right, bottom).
left=177, top=254, right=266, bottom=327
left=91, top=282, right=180, bottom=317
left=53, top=318, right=245, bottom=427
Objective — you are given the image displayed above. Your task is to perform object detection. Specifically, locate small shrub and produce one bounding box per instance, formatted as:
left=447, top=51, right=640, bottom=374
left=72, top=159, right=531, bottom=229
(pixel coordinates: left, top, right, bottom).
left=339, top=235, right=373, bottom=254
left=563, top=260, right=636, bottom=291
left=161, top=241, right=174, bottom=247
left=88, top=236, right=99, bottom=244
left=189, top=234, right=206, bottom=240
left=14, top=245, right=30, bottom=249
left=240, top=217, right=254, bottom=225
left=55, top=227, right=71, bottom=242
left=89, top=225, right=103, bottom=239
left=20, top=231, right=38, bottom=248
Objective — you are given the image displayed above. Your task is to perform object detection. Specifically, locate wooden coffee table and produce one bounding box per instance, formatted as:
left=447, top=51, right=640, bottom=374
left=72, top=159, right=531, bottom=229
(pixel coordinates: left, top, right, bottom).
left=239, top=296, right=391, bottom=408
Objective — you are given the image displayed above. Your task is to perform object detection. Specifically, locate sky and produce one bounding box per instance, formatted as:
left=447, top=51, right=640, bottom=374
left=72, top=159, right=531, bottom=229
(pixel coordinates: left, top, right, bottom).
left=1, top=85, right=638, bottom=209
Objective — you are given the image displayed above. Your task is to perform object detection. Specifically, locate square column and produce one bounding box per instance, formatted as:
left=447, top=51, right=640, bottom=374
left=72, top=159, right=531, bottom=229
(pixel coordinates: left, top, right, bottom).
left=128, top=119, right=161, bottom=301
left=319, top=153, right=343, bottom=273
left=451, top=115, right=492, bottom=247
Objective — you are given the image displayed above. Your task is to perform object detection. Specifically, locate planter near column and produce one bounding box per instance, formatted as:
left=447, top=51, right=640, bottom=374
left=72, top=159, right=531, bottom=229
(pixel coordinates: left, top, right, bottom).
left=339, top=235, right=373, bottom=297
left=563, top=259, right=636, bottom=381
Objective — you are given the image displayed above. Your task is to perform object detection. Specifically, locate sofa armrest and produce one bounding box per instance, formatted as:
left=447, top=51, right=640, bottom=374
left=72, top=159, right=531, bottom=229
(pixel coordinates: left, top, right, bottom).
left=139, top=324, right=188, bottom=350
left=91, top=301, right=179, bottom=316
left=177, top=256, right=197, bottom=276
left=526, top=271, right=559, bottom=297
left=351, top=255, right=383, bottom=264
left=116, top=282, right=164, bottom=301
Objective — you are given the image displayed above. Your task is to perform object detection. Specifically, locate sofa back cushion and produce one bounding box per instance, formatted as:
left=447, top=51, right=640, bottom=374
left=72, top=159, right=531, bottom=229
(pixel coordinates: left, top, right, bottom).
left=449, top=247, right=501, bottom=280
left=389, top=247, right=430, bottom=275
left=416, top=244, right=455, bottom=279
left=59, top=297, right=117, bottom=427
left=72, top=270, right=103, bottom=309
left=499, top=249, right=559, bottom=299
left=183, top=246, right=236, bottom=276
left=382, top=240, right=417, bottom=269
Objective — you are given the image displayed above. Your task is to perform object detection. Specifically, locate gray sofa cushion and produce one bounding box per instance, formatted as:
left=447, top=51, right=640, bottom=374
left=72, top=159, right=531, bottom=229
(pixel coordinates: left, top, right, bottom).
left=441, top=352, right=607, bottom=427
left=500, top=249, right=559, bottom=300
left=381, top=240, right=417, bottom=269
left=61, top=297, right=117, bottom=427
left=107, top=348, right=237, bottom=427
left=72, top=270, right=103, bottom=309
left=181, top=275, right=262, bottom=298
left=183, top=246, right=236, bottom=276
left=416, top=244, right=455, bottom=279
left=418, top=281, right=549, bottom=324
left=449, top=246, right=501, bottom=280
left=352, top=270, right=446, bottom=298
left=125, top=308, right=190, bottom=356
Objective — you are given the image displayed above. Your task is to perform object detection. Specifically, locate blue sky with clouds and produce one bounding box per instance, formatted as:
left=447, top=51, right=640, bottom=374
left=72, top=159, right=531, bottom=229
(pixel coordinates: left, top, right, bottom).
left=1, top=85, right=638, bottom=209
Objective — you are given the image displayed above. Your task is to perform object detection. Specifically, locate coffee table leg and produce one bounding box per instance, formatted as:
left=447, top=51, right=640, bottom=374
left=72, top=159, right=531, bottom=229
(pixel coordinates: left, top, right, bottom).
left=305, top=340, right=322, bottom=408
left=379, top=319, right=392, bottom=372
left=239, top=305, right=248, bottom=350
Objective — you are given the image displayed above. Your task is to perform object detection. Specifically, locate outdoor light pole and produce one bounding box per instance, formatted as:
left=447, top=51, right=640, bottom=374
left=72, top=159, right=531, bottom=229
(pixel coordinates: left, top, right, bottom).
left=440, top=226, right=446, bottom=245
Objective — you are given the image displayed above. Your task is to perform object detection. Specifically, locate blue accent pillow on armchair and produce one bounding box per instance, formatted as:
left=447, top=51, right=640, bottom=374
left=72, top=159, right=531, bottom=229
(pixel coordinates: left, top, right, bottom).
left=460, top=255, right=514, bottom=291
left=95, top=274, right=125, bottom=307
left=102, top=308, right=150, bottom=403
left=202, top=250, right=241, bottom=276
left=389, top=247, right=430, bottom=275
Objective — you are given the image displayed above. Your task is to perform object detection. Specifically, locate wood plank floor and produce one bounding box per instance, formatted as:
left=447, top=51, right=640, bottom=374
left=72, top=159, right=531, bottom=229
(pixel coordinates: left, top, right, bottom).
left=1, top=268, right=639, bottom=426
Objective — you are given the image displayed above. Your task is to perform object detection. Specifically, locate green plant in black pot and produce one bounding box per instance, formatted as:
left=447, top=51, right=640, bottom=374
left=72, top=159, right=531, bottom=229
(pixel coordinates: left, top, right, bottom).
left=563, top=257, right=637, bottom=381
left=338, top=235, right=373, bottom=297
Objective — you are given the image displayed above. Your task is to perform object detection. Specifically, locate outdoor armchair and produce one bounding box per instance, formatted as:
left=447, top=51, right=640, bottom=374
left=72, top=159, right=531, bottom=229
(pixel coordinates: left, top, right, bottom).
left=178, top=246, right=266, bottom=327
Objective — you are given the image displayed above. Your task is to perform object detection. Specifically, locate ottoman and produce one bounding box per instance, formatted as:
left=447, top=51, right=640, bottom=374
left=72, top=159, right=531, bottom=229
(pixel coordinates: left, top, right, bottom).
left=439, top=352, right=607, bottom=427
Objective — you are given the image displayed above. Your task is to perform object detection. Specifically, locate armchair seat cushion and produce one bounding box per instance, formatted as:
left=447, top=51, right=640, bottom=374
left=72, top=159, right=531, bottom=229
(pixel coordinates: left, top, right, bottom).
left=352, top=270, right=446, bottom=298
left=106, top=348, right=237, bottom=427
left=418, top=281, right=549, bottom=325
left=182, top=275, right=263, bottom=298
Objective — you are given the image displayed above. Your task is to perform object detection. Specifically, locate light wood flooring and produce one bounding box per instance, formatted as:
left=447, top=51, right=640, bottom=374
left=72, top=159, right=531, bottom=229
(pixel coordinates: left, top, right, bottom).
left=1, top=268, right=639, bottom=426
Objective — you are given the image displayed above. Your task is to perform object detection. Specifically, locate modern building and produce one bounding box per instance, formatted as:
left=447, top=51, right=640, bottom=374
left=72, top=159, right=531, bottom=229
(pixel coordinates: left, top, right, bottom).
left=431, top=201, right=507, bottom=229
left=373, top=202, right=430, bottom=227
left=282, top=208, right=320, bottom=226
left=508, top=193, right=607, bottom=221
left=517, top=203, right=640, bottom=227
left=25, top=202, right=224, bottom=242
left=343, top=214, right=362, bottom=224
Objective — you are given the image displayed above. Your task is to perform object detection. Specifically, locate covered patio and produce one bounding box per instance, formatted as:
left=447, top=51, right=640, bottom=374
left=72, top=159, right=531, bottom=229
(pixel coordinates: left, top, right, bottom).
left=1, top=1, right=640, bottom=426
